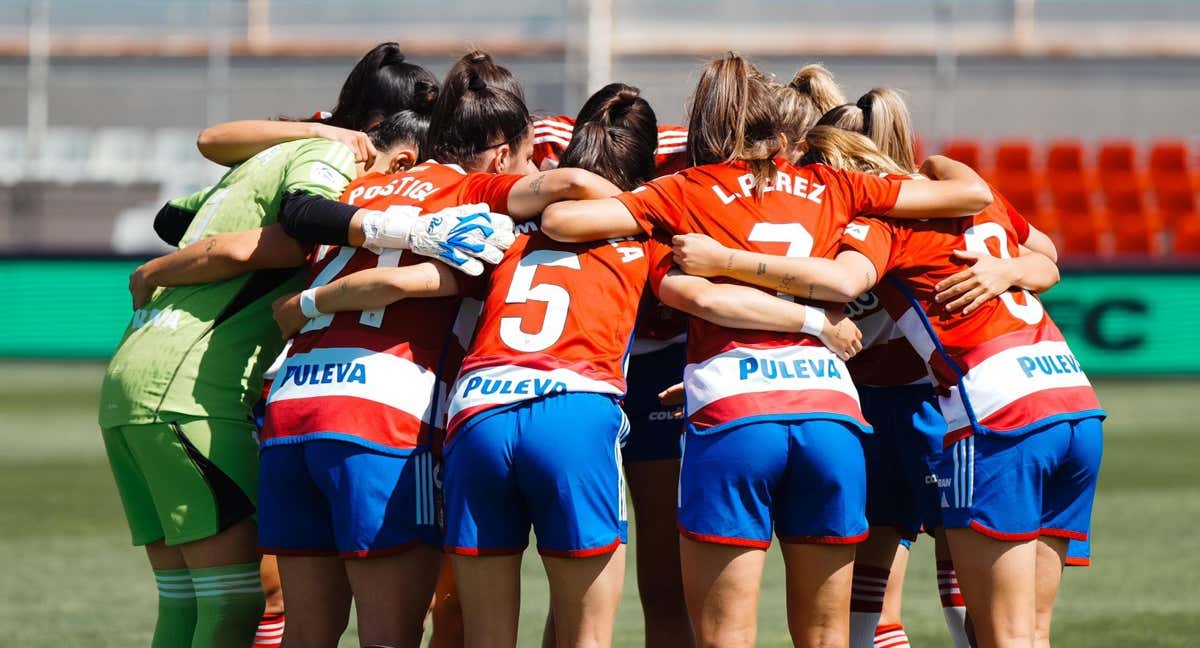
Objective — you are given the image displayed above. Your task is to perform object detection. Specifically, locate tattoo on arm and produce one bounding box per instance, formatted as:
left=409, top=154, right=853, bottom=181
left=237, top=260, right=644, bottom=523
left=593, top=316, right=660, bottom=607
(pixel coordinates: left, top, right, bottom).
left=779, top=273, right=796, bottom=291
left=530, top=173, right=546, bottom=195
left=204, top=238, right=216, bottom=253
left=756, top=261, right=767, bottom=276
left=807, top=283, right=816, bottom=300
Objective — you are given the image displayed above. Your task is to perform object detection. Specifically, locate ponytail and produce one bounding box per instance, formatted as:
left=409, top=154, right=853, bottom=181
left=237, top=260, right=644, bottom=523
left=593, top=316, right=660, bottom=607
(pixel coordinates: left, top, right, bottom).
left=559, top=83, right=658, bottom=191
left=857, top=88, right=917, bottom=172
left=312, top=42, right=440, bottom=131
left=800, top=126, right=909, bottom=176
left=775, top=64, right=846, bottom=159
left=425, top=51, right=531, bottom=168
left=687, top=53, right=782, bottom=195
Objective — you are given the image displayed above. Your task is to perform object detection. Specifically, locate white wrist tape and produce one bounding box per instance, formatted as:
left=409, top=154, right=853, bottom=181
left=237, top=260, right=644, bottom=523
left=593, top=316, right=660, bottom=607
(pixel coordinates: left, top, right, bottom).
left=298, top=288, right=325, bottom=319
left=800, top=305, right=826, bottom=337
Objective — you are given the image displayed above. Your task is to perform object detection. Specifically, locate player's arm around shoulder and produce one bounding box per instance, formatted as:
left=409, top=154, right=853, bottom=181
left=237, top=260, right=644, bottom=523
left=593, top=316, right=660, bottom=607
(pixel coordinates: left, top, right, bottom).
left=272, top=261, right=462, bottom=339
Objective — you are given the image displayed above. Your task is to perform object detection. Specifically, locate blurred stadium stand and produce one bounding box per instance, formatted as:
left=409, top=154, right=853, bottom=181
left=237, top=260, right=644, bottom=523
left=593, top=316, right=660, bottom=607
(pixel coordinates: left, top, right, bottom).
left=1, top=0, right=1200, bottom=262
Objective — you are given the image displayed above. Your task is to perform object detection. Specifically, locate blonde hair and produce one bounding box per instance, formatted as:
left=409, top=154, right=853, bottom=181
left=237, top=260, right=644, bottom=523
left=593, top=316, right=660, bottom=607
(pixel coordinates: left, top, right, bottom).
left=800, top=126, right=910, bottom=176
left=687, top=53, right=782, bottom=194
left=774, top=64, right=846, bottom=161
left=815, top=87, right=918, bottom=173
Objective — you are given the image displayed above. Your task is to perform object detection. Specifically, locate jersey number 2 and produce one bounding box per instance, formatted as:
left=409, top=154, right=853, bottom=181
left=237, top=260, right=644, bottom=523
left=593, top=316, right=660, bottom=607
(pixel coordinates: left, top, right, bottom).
left=499, top=249, right=581, bottom=352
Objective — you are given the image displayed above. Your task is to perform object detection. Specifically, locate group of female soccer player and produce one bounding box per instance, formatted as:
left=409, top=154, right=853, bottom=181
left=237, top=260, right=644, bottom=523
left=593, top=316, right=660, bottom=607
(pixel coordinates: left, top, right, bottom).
left=98, top=41, right=1104, bottom=648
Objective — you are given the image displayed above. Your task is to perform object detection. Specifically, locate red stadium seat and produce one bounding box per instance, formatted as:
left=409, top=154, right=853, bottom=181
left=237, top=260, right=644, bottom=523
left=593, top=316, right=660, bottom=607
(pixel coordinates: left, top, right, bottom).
left=1149, top=140, right=1190, bottom=176
left=1170, top=213, right=1200, bottom=257
left=1104, top=189, right=1163, bottom=257
left=1097, top=140, right=1137, bottom=175
left=1046, top=140, right=1087, bottom=176
left=1051, top=185, right=1105, bottom=257
left=994, top=180, right=1041, bottom=216
left=941, top=138, right=982, bottom=172
left=994, top=140, right=1035, bottom=175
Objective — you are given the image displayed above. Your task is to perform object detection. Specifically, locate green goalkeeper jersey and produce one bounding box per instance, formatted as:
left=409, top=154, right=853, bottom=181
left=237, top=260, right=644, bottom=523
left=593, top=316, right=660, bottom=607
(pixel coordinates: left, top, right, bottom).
left=99, top=138, right=357, bottom=428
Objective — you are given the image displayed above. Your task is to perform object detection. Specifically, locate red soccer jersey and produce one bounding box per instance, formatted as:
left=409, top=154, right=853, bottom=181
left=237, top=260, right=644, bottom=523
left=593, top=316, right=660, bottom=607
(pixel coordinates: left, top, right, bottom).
left=839, top=191, right=1104, bottom=446
left=615, top=159, right=903, bottom=433
left=844, top=284, right=932, bottom=388
left=532, top=115, right=690, bottom=177
left=261, top=162, right=520, bottom=453
left=445, top=224, right=671, bottom=439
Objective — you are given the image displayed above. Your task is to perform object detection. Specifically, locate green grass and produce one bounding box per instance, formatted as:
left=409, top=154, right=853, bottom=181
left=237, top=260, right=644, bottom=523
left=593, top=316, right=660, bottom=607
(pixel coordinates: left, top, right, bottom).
left=1, top=361, right=1197, bottom=646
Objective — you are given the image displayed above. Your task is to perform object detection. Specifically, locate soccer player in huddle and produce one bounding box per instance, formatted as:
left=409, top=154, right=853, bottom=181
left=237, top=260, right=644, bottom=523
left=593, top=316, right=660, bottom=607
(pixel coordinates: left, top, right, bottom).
left=670, top=124, right=1102, bottom=648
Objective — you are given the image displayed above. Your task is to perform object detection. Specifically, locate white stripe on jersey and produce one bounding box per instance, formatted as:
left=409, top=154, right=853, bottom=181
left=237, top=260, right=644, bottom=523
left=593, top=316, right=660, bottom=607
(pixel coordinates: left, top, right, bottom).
left=448, top=364, right=622, bottom=424
left=683, top=344, right=859, bottom=414
left=938, top=339, right=1092, bottom=432
left=268, top=346, right=443, bottom=424
left=534, top=121, right=574, bottom=138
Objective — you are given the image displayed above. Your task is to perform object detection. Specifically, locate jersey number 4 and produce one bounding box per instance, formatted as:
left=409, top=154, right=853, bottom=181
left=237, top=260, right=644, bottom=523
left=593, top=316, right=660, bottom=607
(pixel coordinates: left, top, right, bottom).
left=499, top=249, right=581, bottom=353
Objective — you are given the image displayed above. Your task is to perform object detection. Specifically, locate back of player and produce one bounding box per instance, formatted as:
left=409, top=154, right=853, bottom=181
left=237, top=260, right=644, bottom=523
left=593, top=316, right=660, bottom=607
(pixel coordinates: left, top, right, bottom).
left=260, top=160, right=521, bottom=557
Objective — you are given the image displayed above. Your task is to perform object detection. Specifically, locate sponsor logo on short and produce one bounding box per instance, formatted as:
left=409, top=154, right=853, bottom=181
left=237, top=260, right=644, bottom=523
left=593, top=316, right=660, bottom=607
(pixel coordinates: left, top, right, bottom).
left=131, top=307, right=182, bottom=331
left=460, top=376, right=568, bottom=398
left=925, top=473, right=951, bottom=488
left=1017, top=353, right=1083, bottom=378
left=280, top=362, right=367, bottom=386
left=738, top=357, right=844, bottom=381
left=648, top=409, right=684, bottom=421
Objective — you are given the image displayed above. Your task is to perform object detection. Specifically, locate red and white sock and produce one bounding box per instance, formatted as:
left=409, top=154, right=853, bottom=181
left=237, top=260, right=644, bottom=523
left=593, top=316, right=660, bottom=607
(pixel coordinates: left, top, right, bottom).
left=253, top=611, right=285, bottom=647
left=874, top=623, right=911, bottom=648
left=938, top=561, right=971, bottom=648
left=849, top=565, right=890, bottom=648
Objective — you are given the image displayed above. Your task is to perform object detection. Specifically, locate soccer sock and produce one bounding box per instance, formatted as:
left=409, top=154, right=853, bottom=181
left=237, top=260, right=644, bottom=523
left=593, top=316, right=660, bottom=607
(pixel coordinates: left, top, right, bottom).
left=152, top=568, right=197, bottom=648
left=849, top=564, right=890, bottom=648
left=874, top=624, right=911, bottom=648
left=253, top=612, right=285, bottom=647
left=189, top=562, right=266, bottom=648
left=937, top=560, right=971, bottom=648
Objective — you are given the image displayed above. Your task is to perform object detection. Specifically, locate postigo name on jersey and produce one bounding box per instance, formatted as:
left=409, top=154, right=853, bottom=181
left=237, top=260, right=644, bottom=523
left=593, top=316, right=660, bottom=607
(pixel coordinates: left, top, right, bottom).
left=279, top=361, right=367, bottom=386
left=345, top=176, right=436, bottom=206
left=459, top=376, right=568, bottom=398
left=711, top=171, right=827, bottom=205
left=1017, top=353, right=1083, bottom=378
left=131, top=307, right=182, bottom=330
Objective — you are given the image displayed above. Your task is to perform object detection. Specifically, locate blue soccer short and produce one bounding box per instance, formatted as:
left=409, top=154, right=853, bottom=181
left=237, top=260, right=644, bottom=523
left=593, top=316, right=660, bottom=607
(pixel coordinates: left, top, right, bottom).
left=678, top=419, right=869, bottom=548
left=938, top=416, right=1103, bottom=542
left=443, top=393, right=628, bottom=557
left=257, top=440, right=440, bottom=558
left=1066, top=537, right=1091, bottom=567
left=859, top=384, right=947, bottom=539
left=620, top=343, right=687, bottom=462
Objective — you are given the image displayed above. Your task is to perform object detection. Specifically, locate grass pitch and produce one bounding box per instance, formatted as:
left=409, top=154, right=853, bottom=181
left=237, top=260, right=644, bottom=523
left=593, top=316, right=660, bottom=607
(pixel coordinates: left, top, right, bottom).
left=0, top=361, right=1197, bottom=646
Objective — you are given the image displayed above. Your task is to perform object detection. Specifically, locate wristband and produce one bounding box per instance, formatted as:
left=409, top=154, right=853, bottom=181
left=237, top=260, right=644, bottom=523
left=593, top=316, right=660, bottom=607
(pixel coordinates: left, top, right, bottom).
left=298, top=288, right=325, bottom=319
left=800, top=305, right=826, bottom=337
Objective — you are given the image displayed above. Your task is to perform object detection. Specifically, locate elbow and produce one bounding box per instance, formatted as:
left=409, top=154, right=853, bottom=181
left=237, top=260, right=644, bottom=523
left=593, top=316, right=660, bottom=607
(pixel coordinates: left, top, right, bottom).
left=196, top=128, right=218, bottom=156
left=540, top=204, right=581, bottom=242
left=965, top=181, right=993, bottom=213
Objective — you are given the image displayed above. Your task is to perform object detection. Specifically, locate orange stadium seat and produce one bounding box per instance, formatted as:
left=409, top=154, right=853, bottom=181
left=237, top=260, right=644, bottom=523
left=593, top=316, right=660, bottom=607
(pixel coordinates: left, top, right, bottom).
left=1104, top=189, right=1163, bottom=257
left=1097, top=140, right=1138, bottom=175
left=1051, top=185, right=1105, bottom=257
left=994, top=140, right=1035, bottom=175
left=1046, top=140, right=1091, bottom=187
left=941, top=138, right=982, bottom=172
left=1149, top=140, right=1190, bottom=176
left=1170, top=213, right=1200, bottom=257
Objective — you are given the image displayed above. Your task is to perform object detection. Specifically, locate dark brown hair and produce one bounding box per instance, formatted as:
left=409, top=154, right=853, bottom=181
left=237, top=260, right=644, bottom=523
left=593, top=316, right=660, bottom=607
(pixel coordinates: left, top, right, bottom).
left=424, top=51, right=531, bottom=167
left=300, top=42, right=438, bottom=130
left=558, top=83, right=657, bottom=191
left=686, top=53, right=782, bottom=194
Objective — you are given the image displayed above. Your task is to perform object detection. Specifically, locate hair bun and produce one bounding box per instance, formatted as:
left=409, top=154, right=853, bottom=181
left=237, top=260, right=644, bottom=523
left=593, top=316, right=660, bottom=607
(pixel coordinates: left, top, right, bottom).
left=467, top=73, right=487, bottom=91
left=468, top=51, right=491, bottom=64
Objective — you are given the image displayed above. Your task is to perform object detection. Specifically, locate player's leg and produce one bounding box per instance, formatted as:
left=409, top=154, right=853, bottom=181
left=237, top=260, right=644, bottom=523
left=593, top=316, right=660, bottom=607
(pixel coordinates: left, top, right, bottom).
left=102, top=424, right=197, bottom=648
left=443, top=408, right=529, bottom=648
left=776, top=420, right=869, bottom=648
left=849, top=530, right=898, bottom=647
left=940, top=434, right=1047, bottom=648
left=624, top=459, right=692, bottom=644
left=318, top=444, right=443, bottom=647
left=254, top=555, right=285, bottom=648
left=676, top=421, right=787, bottom=648
left=429, top=557, right=466, bottom=648
left=257, top=443, right=350, bottom=646
left=520, top=394, right=628, bottom=647
left=873, top=541, right=912, bottom=648
left=933, top=529, right=970, bottom=648
left=124, top=418, right=265, bottom=647
left=621, top=342, right=693, bottom=646
left=1034, top=416, right=1103, bottom=648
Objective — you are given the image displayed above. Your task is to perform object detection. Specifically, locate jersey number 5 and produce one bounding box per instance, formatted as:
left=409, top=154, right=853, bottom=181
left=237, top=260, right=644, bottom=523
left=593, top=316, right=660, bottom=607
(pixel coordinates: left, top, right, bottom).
left=962, top=223, right=1045, bottom=325
left=499, top=249, right=581, bottom=352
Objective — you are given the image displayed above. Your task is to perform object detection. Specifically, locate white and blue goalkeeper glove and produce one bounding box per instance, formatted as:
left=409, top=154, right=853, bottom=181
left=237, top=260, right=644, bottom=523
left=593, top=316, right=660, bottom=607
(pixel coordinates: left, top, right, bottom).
left=361, top=203, right=516, bottom=276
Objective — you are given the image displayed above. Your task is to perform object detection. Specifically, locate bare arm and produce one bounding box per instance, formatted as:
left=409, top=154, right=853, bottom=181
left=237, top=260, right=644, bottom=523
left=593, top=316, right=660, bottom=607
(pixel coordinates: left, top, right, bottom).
left=1022, top=225, right=1059, bottom=263
left=658, top=271, right=863, bottom=360
left=272, top=261, right=461, bottom=338
left=197, top=120, right=376, bottom=167
left=670, top=233, right=879, bottom=302
left=129, top=225, right=307, bottom=308
left=505, top=169, right=623, bottom=220
left=884, top=156, right=993, bottom=219
left=934, top=246, right=1060, bottom=314
left=540, top=197, right=643, bottom=242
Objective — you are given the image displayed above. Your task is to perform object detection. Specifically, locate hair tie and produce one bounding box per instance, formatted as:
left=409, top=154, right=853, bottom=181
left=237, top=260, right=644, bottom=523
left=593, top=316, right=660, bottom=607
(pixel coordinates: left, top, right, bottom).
left=856, top=95, right=872, bottom=120
left=467, top=75, right=487, bottom=91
